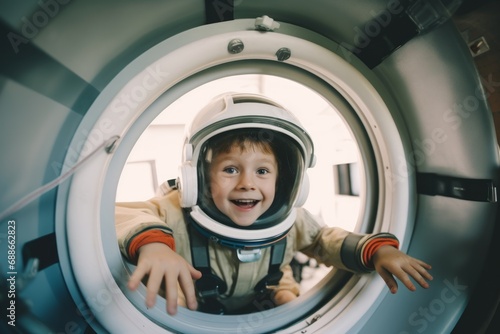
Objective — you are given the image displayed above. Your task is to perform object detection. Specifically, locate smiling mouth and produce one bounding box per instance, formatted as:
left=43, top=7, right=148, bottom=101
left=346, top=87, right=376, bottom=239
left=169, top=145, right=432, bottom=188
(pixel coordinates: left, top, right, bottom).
left=231, top=199, right=260, bottom=208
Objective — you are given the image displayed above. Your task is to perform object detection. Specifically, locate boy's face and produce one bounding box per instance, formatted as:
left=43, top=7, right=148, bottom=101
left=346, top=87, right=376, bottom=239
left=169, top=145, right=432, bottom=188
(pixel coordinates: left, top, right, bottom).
left=209, top=143, right=278, bottom=227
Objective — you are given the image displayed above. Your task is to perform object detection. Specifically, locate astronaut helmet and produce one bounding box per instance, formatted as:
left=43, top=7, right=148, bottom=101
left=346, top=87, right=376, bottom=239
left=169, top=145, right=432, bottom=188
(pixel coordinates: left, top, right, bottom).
left=177, top=92, right=315, bottom=249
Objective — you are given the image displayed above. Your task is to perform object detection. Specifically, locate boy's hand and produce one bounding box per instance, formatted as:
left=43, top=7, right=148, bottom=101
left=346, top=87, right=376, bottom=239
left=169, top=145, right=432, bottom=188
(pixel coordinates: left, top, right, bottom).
left=127, top=243, right=202, bottom=315
left=372, top=245, right=432, bottom=294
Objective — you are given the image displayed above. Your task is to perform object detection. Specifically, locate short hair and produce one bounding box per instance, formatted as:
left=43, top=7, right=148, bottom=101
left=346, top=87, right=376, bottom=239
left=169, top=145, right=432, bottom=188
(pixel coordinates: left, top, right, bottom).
left=204, top=128, right=277, bottom=164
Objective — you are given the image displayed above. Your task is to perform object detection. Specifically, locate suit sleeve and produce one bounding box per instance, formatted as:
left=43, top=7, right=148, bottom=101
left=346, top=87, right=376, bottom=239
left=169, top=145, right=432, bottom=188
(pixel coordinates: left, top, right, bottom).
left=294, top=208, right=399, bottom=273
left=115, top=192, right=180, bottom=261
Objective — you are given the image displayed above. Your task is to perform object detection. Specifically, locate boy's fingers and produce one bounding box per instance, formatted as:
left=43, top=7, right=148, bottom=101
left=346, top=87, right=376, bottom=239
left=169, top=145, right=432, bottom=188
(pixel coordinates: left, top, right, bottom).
left=178, top=269, right=199, bottom=311
left=386, top=264, right=417, bottom=292
left=144, top=267, right=164, bottom=309
left=410, top=264, right=432, bottom=288
left=190, top=266, right=203, bottom=280
left=415, top=263, right=433, bottom=281
left=400, top=262, right=434, bottom=290
left=377, top=268, right=399, bottom=294
left=128, top=264, right=149, bottom=290
left=165, top=270, right=179, bottom=315
left=416, top=259, right=432, bottom=270
left=399, top=273, right=417, bottom=292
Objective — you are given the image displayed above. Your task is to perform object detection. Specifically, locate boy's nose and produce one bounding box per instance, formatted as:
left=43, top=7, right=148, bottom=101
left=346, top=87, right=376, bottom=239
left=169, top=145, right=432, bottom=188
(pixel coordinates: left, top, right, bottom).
left=237, top=172, right=255, bottom=190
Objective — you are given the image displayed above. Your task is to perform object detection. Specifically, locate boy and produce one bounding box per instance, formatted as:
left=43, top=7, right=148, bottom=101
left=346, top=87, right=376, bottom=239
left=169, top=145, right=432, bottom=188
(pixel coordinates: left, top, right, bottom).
left=115, top=93, right=432, bottom=316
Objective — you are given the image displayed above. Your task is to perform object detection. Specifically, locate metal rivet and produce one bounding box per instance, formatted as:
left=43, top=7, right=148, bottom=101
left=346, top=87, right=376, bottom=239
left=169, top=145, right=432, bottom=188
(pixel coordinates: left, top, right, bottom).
left=228, top=39, right=244, bottom=54
left=276, top=47, right=291, bottom=61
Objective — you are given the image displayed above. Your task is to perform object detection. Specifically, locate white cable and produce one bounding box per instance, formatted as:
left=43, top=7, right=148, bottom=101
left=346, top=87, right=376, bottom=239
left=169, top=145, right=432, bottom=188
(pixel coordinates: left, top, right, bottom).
left=0, top=135, right=120, bottom=221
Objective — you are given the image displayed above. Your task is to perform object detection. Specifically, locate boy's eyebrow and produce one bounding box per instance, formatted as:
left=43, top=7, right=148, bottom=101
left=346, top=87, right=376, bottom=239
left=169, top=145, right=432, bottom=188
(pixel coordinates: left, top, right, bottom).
left=217, top=157, right=276, bottom=163
left=214, top=155, right=277, bottom=165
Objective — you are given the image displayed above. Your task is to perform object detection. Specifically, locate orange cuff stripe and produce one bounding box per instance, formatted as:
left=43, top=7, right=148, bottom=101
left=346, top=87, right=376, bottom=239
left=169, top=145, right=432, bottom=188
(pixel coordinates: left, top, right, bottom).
left=363, top=238, right=399, bottom=268
left=128, top=230, right=175, bottom=262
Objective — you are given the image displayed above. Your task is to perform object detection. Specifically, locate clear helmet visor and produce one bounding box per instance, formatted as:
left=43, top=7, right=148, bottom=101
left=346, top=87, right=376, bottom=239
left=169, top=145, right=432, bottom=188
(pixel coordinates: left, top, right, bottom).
left=197, top=128, right=305, bottom=231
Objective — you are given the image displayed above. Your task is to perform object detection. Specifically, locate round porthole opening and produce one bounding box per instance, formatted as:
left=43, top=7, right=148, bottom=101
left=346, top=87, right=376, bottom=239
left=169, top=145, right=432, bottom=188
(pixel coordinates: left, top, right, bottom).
left=60, top=20, right=411, bottom=333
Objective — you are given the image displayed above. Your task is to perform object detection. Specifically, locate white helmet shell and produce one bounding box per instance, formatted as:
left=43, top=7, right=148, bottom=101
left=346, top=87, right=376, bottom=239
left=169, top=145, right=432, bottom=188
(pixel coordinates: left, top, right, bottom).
left=178, top=93, right=315, bottom=248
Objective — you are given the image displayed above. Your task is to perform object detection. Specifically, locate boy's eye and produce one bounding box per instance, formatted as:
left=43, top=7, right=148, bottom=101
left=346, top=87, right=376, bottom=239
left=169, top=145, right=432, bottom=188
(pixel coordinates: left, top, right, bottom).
left=257, top=168, right=270, bottom=175
left=223, top=167, right=238, bottom=174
